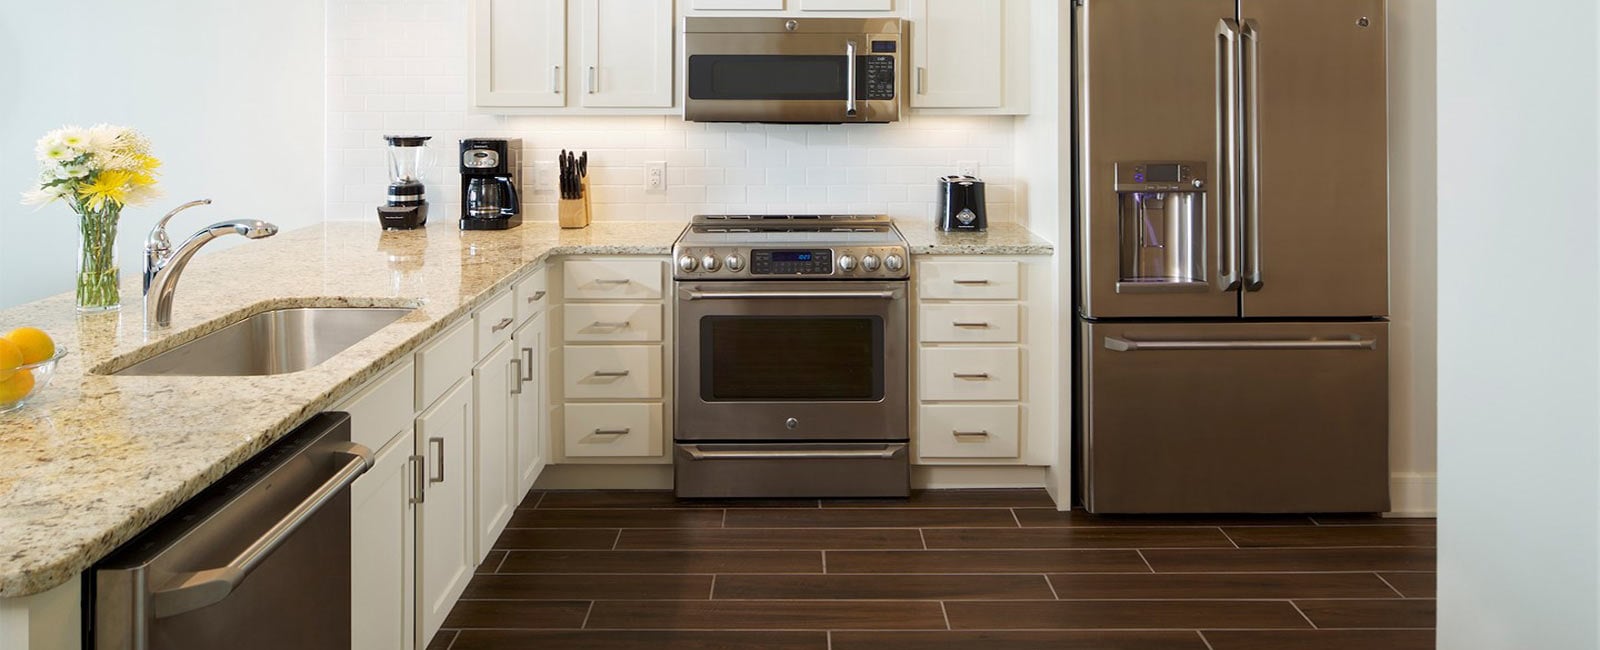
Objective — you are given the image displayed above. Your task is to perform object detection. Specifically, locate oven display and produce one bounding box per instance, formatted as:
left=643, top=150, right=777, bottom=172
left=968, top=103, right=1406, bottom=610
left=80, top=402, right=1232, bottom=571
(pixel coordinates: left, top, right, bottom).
left=752, top=249, right=833, bottom=275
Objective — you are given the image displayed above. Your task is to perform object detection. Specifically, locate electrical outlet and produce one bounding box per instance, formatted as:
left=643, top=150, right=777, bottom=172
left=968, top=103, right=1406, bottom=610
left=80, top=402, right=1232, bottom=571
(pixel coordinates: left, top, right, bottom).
left=645, top=161, right=667, bottom=191
left=956, top=161, right=981, bottom=178
left=534, top=161, right=557, bottom=192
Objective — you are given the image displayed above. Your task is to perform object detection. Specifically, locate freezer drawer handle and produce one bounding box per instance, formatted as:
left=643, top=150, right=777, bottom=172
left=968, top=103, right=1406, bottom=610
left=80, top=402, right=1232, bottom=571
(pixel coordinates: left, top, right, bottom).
left=682, top=444, right=905, bottom=460
left=149, top=441, right=373, bottom=619
left=1104, top=336, right=1377, bottom=352
left=1115, top=280, right=1211, bottom=294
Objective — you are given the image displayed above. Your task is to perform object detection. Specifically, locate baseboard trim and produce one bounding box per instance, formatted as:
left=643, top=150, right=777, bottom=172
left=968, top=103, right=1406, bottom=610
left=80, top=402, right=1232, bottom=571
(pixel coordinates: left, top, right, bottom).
left=912, top=465, right=1048, bottom=490
left=1389, top=471, right=1437, bottom=517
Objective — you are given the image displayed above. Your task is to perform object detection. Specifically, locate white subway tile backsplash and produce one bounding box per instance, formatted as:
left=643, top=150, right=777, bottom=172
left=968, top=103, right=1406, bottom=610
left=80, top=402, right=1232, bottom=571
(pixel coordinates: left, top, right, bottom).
left=325, top=0, right=1017, bottom=223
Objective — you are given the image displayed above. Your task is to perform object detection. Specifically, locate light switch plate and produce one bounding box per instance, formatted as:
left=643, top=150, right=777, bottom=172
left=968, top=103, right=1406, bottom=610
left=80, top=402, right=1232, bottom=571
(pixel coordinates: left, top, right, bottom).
left=534, top=161, right=557, bottom=192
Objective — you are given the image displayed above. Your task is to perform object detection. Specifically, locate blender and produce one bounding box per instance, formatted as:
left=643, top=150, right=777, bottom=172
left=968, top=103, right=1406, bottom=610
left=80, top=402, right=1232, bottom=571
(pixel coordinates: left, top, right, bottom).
left=378, top=135, right=433, bottom=230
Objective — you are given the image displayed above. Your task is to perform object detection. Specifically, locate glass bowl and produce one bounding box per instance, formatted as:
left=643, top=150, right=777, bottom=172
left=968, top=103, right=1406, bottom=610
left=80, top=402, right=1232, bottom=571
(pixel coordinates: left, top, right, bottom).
left=0, top=350, right=67, bottom=414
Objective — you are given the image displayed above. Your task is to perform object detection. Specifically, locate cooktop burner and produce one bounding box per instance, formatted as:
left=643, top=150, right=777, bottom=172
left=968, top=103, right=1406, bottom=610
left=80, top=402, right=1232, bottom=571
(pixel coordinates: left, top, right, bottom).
left=674, top=214, right=909, bottom=280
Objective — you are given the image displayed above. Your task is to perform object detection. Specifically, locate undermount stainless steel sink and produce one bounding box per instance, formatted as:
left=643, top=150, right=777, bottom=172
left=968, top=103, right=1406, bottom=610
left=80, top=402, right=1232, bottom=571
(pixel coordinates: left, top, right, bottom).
left=108, top=307, right=414, bottom=377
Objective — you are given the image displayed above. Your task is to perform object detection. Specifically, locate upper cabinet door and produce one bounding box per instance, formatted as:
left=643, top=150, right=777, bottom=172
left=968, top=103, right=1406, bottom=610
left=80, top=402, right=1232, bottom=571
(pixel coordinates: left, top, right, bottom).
left=580, top=0, right=674, bottom=108
left=472, top=0, right=567, bottom=108
left=1238, top=0, right=1388, bottom=318
left=909, top=0, right=1004, bottom=109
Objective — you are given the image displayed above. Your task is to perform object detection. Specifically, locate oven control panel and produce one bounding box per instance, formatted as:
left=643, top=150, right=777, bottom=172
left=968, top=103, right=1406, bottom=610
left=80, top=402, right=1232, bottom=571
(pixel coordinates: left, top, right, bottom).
left=673, top=246, right=910, bottom=280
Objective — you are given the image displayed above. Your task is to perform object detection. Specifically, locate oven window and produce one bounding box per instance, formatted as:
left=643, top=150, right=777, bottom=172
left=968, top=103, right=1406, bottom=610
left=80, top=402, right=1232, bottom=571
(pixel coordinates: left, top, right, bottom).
left=688, top=55, right=855, bottom=100
left=702, top=316, right=884, bottom=401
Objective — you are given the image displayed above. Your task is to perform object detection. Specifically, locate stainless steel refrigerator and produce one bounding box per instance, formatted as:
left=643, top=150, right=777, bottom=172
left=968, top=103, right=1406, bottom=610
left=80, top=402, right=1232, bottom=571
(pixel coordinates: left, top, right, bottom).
left=1072, top=0, right=1390, bottom=513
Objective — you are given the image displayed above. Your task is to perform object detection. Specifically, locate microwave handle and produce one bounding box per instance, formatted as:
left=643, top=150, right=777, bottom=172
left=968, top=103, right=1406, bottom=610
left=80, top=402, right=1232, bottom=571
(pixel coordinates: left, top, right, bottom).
left=845, top=40, right=859, bottom=118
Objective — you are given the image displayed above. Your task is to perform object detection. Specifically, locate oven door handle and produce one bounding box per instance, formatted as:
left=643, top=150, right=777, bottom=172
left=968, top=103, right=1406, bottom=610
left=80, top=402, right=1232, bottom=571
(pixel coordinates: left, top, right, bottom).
left=685, top=290, right=900, bottom=301
left=681, top=444, right=906, bottom=460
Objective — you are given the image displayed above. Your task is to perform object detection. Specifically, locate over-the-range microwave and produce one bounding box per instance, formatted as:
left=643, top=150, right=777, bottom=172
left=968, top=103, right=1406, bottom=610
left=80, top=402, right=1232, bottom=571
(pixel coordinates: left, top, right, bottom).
left=683, top=17, right=901, bottom=124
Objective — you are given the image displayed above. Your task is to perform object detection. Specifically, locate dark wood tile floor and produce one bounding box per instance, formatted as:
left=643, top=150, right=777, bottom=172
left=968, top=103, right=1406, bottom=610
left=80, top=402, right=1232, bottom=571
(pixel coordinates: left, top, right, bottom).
left=430, top=489, right=1436, bottom=650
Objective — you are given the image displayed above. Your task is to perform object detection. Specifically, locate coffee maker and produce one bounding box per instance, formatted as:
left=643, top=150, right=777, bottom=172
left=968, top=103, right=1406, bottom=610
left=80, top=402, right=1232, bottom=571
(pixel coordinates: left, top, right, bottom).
left=459, top=138, right=522, bottom=230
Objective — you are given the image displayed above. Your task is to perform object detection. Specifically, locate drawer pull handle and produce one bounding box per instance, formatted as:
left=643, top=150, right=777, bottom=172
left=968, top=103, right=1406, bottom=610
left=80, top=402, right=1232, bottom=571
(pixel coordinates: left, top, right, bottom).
left=490, top=317, right=514, bottom=333
left=952, top=430, right=991, bottom=438
left=953, top=372, right=991, bottom=380
left=952, top=322, right=990, bottom=328
left=527, top=290, right=547, bottom=303
left=594, top=279, right=632, bottom=285
left=953, top=279, right=991, bottom=286
left=594, top=428, right=631, bottom=435
left=592, top=321, right=631, bottom=329
left=593, top=370, right=631, bottom=378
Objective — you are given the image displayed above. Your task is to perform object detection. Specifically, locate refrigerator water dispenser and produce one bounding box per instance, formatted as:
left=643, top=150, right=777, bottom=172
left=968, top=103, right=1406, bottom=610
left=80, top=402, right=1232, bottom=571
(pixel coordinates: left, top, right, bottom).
left=1114, top=161, right=1207, bottom=288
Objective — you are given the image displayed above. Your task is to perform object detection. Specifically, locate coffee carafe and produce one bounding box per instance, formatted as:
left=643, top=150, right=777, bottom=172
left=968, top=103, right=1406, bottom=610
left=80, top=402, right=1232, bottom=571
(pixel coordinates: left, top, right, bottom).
left=459, top=138, right=523, bottom=231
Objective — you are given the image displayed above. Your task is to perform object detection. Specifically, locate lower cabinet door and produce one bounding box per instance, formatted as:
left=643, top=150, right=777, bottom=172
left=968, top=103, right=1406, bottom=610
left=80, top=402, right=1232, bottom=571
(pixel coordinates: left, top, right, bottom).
left=351, top=428, right=417, bottom=650
left=514, top=313, right=549, bottom=495
left=474, top=341, right=517, bottom=561
left=417, top=380, right=475, bottom=644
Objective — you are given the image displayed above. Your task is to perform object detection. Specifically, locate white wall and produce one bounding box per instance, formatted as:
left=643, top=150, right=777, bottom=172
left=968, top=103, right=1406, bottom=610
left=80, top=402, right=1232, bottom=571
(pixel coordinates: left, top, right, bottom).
left=324, top=0, right=1018, bottom=225
left=1437, top=0, right=1600, bottom=647
left=0, top=0, right=325, bottom=310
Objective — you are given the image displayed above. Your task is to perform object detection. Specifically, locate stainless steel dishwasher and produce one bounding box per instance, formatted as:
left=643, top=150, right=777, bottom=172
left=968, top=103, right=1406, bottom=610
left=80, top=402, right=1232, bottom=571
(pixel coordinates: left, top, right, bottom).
left=88, top=412, right=372, bottom=649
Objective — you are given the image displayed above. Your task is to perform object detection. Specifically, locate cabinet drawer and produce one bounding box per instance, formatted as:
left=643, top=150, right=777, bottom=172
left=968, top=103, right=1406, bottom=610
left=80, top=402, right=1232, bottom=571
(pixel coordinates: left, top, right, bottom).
left=918, top=404, right=1020, bottom=459
left=340, top=359, right=416, bottom=453
left=919, top=346, right=1020, bottom=401
left=919, top=304, right=1020, bottom=343
left=417, top=319, right=474, bottom=410
left=563, top=345, right=663, bottom=399
left=564, top=304, right=664, bottom=343
left=918, top=260, right=1020, bottom=300
left=564, top=259, right=664, bottom=301
left=514, top=266, right=550, bottom=324
left=564, top=402, right=663, bottom=457
left=475, top=289, right=518, bottom=360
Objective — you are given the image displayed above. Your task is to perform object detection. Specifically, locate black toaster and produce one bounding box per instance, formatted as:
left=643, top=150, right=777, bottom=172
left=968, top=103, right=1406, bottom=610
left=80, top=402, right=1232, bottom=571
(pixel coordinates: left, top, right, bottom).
left=938, top=175, right=987, bottom=231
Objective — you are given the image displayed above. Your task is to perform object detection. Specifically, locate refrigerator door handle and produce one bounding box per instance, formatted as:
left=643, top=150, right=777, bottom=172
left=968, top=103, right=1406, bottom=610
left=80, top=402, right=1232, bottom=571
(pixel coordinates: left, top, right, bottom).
left=1241, top=18, right=1264, bottom=292
left=1216, top=19, right=1243, bottom=292
left=1104, top=336, right=1378, bottom=352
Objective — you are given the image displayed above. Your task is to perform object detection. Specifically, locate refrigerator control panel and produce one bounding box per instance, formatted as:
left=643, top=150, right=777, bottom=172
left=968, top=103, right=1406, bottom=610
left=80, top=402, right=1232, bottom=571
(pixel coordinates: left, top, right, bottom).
left=1114, top=161, right=1206, bottom=193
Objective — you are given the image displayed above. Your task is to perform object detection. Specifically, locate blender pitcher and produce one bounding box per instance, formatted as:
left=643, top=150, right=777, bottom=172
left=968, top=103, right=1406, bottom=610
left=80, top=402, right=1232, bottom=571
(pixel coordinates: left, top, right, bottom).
left=378, top=135, right=434, bottom=230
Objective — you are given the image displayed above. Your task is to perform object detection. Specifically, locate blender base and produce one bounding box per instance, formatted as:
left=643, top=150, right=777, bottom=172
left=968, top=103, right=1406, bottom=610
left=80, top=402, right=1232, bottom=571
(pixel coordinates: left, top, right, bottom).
left=378, top=204, right=428, bottom=230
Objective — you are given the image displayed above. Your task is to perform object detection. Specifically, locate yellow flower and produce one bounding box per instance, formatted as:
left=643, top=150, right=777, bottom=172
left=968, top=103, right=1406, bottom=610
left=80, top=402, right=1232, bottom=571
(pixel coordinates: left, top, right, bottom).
left=78, top=170, right=133, bottom=211
left=137, top=154, right=161, bottom=173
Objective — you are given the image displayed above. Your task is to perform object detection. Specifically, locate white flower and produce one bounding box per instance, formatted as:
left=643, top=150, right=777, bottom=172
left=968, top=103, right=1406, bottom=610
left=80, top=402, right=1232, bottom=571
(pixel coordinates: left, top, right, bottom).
left=43, top=144, right=77, bottom=162
left=86, top=124, right=124, bottom=157
left=61, top=164, right=90, bottom=179
left=20, top=185, right=68, bottom=206
left=58, top=128, right=89, bottom=150
left=123, top=183, right=163, bottom=207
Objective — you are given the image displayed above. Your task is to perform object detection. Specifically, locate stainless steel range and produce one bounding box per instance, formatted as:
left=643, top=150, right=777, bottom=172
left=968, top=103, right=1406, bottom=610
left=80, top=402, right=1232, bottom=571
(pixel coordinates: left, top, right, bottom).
left=672, top=214, right=910, bottom=498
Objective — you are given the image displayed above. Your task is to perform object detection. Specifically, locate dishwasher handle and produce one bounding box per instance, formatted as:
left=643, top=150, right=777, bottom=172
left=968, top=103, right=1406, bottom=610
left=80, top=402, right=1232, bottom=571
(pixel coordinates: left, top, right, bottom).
left=149, top=441, right=373, bottom=619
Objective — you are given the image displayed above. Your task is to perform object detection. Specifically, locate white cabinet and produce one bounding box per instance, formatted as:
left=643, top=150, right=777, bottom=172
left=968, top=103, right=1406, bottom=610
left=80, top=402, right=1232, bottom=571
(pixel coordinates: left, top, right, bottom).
left=580, top=0, right=674, bottom=108
left=350, top=429, right=417, bottom=650
left=471, top=0, right=674, bottom=113
left=908, top=0, right=1030, bottom=113
left=416, top=380, right=475, bottom=643
left=473, top=340, right=518, bottom=561
left=514, top=312, right=550, bottom=495
left=472, top=0, right=567, bottom=108
left=691, top=0, right=782, bottom=9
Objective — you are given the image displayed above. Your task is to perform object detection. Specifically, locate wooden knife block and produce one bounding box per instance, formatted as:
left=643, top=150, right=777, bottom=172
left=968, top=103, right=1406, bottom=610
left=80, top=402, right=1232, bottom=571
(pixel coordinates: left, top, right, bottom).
left=559, top=177, right=591, bottom=229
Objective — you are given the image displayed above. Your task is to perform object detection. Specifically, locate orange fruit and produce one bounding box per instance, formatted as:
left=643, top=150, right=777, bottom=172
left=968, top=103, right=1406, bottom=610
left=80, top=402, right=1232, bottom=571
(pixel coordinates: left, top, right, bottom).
left=3, top=327, right=55, bottom=365
left=0, top=368, right=34, bottom=404
left=0, top=338, right=21, bottom=381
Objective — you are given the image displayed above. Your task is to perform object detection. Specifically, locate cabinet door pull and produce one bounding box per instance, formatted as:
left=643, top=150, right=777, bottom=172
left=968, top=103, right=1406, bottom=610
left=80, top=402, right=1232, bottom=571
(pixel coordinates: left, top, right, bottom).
left=953, top=279, right=991, bottom=286
left=587, top=65, right=598, bottom=94
left=952, top=430, right=991, bottom=438
left=491, top=317, right=514, bottom=333
left=917, top=66, right=927, bottom=95
left=521, top=347, right=536, bottom=382
left=552, top=65, right=561, bottom=93
left=527, top=290, right=547, bottom=304
left=952, top=321, right=990, bottom=328
left=409, top=454, right=426, bottom=504
left=593, top=370, right=631, bottom=378
left=510, top=358, right=523, bottom=395
left=953, top=372, right=991, bottom=380
left=428, top=437, right=446, bottom=484
left=594, top=428, right=632, bottom=435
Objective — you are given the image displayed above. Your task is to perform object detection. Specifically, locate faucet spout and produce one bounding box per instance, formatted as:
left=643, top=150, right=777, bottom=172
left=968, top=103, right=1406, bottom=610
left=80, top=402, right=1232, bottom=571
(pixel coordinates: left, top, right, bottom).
left=144, top=217, right=279, bottom=329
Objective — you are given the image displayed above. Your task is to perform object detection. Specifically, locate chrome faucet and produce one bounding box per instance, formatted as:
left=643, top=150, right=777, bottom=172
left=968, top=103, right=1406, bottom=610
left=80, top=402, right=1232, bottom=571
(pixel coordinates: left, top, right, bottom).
left=144, top=199, right=279, bottom=328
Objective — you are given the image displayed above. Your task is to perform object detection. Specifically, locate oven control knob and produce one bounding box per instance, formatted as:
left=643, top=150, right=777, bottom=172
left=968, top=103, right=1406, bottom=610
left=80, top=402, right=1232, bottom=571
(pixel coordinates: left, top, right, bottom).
left=862, top=254, right=881, bottom=271
left=702, top=255, right=721, bottom=272
left=725, top=254, right=745, bottom=271
left=678, top=255, right=698, bottom=272
left=838, top=255, right=858, bottom=272
left=884, top=254, right=904, bottom=272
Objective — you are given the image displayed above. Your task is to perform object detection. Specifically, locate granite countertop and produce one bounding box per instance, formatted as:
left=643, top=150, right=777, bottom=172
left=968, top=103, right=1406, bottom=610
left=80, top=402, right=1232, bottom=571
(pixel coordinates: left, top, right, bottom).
left=896, top=220, right=1055, bottom=256
left=0, top=217, right=1051, bottom=598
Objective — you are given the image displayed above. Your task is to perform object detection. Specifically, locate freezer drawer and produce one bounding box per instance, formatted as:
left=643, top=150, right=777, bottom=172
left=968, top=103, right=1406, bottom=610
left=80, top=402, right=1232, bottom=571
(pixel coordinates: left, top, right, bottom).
left=1079, top=320, right=1388, bottom=513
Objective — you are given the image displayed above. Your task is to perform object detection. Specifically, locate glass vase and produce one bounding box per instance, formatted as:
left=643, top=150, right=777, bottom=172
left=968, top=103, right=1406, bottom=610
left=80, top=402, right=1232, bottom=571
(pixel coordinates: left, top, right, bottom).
left=75, top=204, right=121, bottom=313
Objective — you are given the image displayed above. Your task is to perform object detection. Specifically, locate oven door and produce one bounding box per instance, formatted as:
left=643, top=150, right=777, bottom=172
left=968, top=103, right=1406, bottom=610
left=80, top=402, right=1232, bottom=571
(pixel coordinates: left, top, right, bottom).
left=684, top=32, right=900, bottom=123
left=676, top=280, right=908, bottom=441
